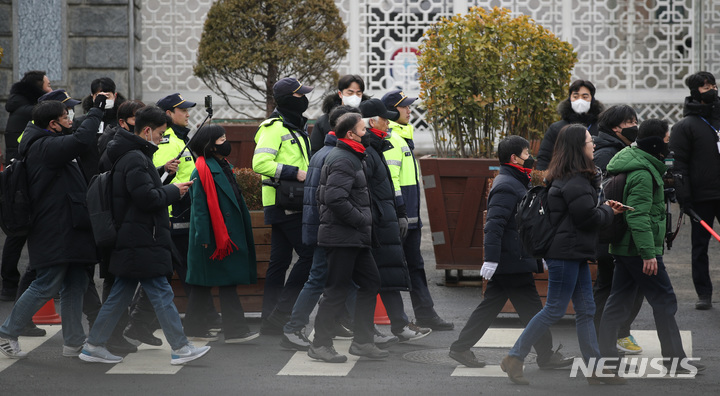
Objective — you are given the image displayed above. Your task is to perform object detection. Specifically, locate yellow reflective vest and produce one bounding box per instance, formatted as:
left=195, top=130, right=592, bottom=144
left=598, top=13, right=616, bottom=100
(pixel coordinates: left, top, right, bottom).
left=384, top=121, right=422, bottom=228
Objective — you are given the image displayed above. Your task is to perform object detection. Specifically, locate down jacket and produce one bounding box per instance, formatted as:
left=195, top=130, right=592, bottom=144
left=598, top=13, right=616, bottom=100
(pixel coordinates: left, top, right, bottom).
left=105, top=129, right=181, bottom=278
left=669, top=96, right=720, bottom=205
left=5, top=80, right=46, bottom=162
left=545, top=173, right=615, bottom=260
left=18, top=108, right=103, bottom=270
left=316, top=141, right=372, bottom=247
left=607, top=147, right=667, bottom=259
left=302, top=132, right=337, bottom=246
left=365, top=131, right=410, bottom=291
left=483, top=164, right=538, bottom=274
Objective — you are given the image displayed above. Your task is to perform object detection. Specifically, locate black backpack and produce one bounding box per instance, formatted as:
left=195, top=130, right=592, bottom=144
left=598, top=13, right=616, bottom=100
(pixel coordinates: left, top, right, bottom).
left=516, top=184, right=565, bottom=258
left=598, top=172, right=628, bottom=244
left=86, top=153, right=127, bottom=247
left=598, top=170, right=655, bottom=244
left=0, top=156, right=33, bottom=237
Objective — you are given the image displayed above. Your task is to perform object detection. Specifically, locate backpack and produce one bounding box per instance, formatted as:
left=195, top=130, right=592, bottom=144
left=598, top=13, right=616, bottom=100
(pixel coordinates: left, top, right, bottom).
left=598, top=170, right=656, bottom=244
left=86, top=153, right=127, bottom=247
left=598, top=172, right=628, bottom=244
left=0, top=157, right=33, bottom=237
left=516, top=184, right=565, bottom=258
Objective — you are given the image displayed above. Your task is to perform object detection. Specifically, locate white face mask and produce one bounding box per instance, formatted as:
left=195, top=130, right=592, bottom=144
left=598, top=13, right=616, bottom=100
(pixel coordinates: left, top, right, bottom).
left=571, top=98, right=591, bottom=114
left=342, top=94, right=362, bottom=108
left=104, top=98, right=115, bottom=109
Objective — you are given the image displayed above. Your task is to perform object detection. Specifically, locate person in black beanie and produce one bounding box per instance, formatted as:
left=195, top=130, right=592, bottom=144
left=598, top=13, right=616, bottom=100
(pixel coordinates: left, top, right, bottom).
left=669, top=71, right=720, bottom=310
left=536, top=80, right=605, bottom=170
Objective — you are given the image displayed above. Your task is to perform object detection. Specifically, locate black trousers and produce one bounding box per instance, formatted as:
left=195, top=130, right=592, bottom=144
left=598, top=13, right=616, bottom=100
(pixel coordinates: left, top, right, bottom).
left=0, top=235, right=25, bottom=294
left=690, top=200, right=720, bottom=298
left=185, top=285, right=249, bottom=338
left=262, top=216, right=314, bottom=319
left=313, top=247, right=380, bottom=347
left=450, top=272, right=553, bottom=362
left=593, top=250, right=644, bottom=339
left=599, top=255, right=686, bottom=359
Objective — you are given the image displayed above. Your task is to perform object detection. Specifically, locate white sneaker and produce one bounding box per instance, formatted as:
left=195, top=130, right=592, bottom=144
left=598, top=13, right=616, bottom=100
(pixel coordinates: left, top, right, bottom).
left=79, top=343, right=123, bottom=364
left=62, top=344, right=83, bottom=357
left=171, top=343, right=211, bottom=365
left=393, top=323, right=432, bottom=342
left=0, top=337, right=28, bottom=359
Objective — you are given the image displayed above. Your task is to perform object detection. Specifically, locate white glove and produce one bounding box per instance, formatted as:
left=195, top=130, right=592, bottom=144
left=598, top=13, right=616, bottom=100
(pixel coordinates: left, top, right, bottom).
left=542, top=259, right=548, bottom=271
left=480, top=262, right=498, bottom=280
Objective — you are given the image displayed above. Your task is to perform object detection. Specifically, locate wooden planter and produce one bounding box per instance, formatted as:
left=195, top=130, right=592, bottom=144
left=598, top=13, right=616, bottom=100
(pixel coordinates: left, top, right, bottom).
left=172, top=210, right=271, bottom=313
left=418, top=157, right=500, bottom=275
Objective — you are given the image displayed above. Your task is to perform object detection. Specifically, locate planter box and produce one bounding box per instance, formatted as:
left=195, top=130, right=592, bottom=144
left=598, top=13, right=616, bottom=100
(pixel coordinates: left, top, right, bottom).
left=172, top=210, right=271, bottom=313
left=418, top=157, right=500, bottom=270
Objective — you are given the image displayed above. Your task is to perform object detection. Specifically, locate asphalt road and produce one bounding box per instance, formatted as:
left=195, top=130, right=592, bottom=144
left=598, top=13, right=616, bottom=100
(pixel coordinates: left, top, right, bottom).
left=0, top=198, right=718, bottom=395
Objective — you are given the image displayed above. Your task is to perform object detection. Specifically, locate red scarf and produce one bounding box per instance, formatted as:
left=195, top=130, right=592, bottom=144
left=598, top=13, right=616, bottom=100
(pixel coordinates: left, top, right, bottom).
left=505, top=163, right=532, bottom=178
left=328, top=131, right=336, bottom=136
left=195, top=156, right=237, bottom=260
left=338, top=137, right=366, bottom=153
left=369, top=128, right=387, bottom=139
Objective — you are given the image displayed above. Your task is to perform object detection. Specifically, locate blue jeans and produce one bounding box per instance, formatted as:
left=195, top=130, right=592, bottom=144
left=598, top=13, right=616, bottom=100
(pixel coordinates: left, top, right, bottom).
left=509, top=259, right=601, bottom=363
left=0, top=264, right=88, bottom=347
left=88, top=276, right=188, bottom=350
left=403, top=228, right=438, bottom=320
left=283, top=247, right=356, bottom=333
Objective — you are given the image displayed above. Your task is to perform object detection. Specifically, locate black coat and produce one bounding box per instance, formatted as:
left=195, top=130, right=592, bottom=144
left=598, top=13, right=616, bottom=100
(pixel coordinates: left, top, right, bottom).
left=302, top=132, right=337, bottom=246
left=536, top=99, right=604, bottom=170
left=4, top=81, right=46, bottom=161
left=484, top=165, right=538, bottom=274
left=545, top=173, right=614, bottom=260
left=316, top=141, right=372, bottom=248
left=105, top=129, right=181, bottom=278
left=669, top=96, right=720, bottom=205
left=18, top=108, right=103, bottom=270
left=593, top=129, right=627, bottom=172
left=365, top=132, right=410, bottom=291
left=74, top=92, right=127, bottom=182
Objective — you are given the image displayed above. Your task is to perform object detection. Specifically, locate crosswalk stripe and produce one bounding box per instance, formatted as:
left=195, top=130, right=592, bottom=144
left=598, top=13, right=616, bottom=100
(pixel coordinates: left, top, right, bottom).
left=450, top=329, right=694, bottom=379
left=107, top=330, right=208, bottom=374
left=0, top=325, right=61, bottom=371
left=277, top=340, right=358, bottom=376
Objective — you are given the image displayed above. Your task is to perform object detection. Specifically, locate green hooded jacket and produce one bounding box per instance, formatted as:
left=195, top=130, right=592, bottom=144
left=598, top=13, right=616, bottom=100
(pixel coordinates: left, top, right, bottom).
left=606, top=146, right=667, bottom=259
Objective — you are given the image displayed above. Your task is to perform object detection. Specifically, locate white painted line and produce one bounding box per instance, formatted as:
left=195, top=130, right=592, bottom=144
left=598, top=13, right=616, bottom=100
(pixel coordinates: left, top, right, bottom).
left=107, top=330, right=208, bottom=375
left=0, top=325, right=62, bottom=371
left=473, top=328, right=524, bottom=348
left=451, top=364, right=505, bottom=377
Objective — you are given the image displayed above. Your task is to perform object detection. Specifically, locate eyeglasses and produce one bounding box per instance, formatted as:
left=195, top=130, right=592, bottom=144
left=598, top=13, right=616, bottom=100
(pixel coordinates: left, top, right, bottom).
left=586, top=140, right=595, bottom=145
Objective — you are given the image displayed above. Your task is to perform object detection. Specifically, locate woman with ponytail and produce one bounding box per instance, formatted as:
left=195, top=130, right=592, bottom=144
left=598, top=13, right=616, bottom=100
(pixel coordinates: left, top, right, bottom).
left=184, top=125, right=258, bottom=343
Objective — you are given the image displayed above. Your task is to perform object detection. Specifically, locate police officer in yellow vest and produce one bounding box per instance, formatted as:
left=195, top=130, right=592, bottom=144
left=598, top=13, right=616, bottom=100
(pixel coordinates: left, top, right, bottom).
left=253, top=77, right=315, bottom=334
left=381, top=89, right=454, bottom=331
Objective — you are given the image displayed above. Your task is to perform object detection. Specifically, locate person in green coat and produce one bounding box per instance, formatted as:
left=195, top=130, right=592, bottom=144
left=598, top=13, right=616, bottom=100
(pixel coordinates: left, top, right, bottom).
left=598, top=119, right=704, bottom=375
left=184, top=125, right=259, bottom=343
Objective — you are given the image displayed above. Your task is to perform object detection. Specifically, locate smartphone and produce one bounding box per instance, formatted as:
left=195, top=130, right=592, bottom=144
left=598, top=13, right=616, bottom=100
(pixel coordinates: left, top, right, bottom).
left=620, top=204, right=635, bottom=211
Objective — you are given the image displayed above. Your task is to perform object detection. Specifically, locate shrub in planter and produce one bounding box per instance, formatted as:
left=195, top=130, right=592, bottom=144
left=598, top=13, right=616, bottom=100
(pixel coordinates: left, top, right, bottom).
left=417, top=7, right=577, bottom=158
left=234, top=167, right=263, bottom=211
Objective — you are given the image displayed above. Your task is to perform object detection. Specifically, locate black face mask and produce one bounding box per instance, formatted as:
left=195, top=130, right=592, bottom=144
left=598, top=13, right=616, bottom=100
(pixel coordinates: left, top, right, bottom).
left=522, top=155, right=535, bottom=169
left=215, top=140, right=232, bottom=157
left=700, top=89, right=718, bottom=104
left=360, top=132, right=373, bottom=148
left=277, top=95, right=309, bottom=115
left=620, top=126, right=638, bottom=143
left=126, top=123, right=135, bottom=133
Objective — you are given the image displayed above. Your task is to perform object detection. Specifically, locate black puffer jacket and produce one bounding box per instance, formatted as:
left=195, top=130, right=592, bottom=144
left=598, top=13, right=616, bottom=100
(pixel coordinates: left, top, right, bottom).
left=74, top=92, right=127, bottom=182
left=536, top=99, right=604, bottom=170
left=105, top=129, right=181, bottom=278
left=316, top=141, right=372, bottom=247
left=669, top=96, right=720, bottom=204
left=593, top=129, right=628, bottom=172
left=545, top=173, right=614, bottom=260
left=484, top=164, right=538, bottom=274
left=302, top=132, right=337, bottom=246
left=18, top=108, right=103, bottom=270
left=365, top=131, right=410, bottom=291
left=4, top=81, right=46, bottom=162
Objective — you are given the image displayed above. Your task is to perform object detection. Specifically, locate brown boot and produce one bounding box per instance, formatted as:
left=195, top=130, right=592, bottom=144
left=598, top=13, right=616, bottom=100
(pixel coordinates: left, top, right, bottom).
left=587, top=369, right=627, bottom=385
left=501, top=355, right=529, bottom=385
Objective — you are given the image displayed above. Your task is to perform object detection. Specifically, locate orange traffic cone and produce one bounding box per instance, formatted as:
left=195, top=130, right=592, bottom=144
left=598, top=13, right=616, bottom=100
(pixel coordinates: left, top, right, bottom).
left=33, top=299, right=62, bottom=324
left=374, top=294, right=390, bottom=325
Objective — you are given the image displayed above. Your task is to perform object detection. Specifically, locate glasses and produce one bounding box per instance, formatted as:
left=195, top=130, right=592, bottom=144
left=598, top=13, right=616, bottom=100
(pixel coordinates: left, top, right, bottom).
left=586, top=140, right=595, bottom=145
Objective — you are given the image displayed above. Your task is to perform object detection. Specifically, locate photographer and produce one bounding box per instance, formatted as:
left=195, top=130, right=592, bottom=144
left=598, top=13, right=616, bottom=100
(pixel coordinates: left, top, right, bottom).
left=669, top=71, right=720, bottom=310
